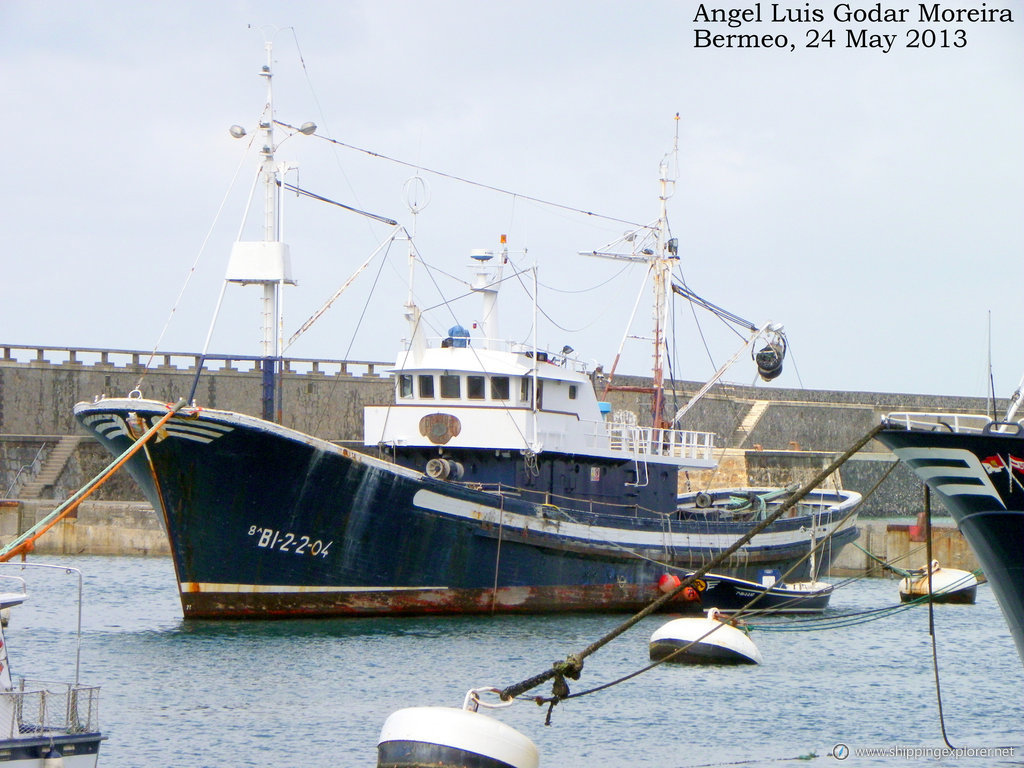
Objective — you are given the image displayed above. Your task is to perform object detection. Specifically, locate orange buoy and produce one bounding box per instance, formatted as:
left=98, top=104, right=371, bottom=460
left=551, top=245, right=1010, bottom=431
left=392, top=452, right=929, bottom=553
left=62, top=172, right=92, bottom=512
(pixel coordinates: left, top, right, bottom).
left=658, top=573, right=681, bottom=593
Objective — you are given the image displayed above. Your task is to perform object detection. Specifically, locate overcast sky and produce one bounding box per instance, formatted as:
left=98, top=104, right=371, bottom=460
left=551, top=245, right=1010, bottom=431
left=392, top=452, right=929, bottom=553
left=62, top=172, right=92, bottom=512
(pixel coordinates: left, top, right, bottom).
left=2, top=1, right=1021, bottom=400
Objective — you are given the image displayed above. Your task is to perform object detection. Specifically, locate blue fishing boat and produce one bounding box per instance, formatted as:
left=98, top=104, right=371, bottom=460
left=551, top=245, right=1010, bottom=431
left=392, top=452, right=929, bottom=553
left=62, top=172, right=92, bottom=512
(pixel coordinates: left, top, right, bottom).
left=73, top=46, right=859, bottom=619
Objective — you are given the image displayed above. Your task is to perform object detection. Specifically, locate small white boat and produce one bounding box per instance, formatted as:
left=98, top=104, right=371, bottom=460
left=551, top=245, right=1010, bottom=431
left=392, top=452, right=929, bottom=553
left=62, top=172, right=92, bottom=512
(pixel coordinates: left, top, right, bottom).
left=898, top=560, right=978, bottom=604
left=0, top=564, right=103, bottom=767
left=649, top=607, right=763, bottom=665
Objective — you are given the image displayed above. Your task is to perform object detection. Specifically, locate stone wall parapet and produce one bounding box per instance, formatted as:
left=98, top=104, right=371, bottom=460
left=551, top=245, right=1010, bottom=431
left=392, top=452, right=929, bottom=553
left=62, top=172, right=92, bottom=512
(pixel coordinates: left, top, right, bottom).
left=1, top=343, right=386, bottom=378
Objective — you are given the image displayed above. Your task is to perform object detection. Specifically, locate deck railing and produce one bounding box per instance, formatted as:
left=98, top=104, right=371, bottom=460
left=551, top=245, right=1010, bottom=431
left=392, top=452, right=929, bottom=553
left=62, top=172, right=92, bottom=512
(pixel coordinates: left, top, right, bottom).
left=884, top=411, right=1004, bottom=434
left=604, top=422, right=715, bottom=462
left=0, top=681, right=100, bottom=738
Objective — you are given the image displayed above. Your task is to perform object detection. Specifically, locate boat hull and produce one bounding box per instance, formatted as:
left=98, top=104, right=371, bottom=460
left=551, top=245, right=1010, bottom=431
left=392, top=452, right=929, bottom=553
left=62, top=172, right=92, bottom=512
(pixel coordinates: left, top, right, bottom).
left=75, top=399, right=858, bottom=619
left=897, top=567, right=978, bottom=604
left=692, top=575, right=832, bottom=614
left=878, top=421, right=1024, bottom=663
left=0, top=733, right=102, bottom=768
left=898, top=583, right=978, bottom=605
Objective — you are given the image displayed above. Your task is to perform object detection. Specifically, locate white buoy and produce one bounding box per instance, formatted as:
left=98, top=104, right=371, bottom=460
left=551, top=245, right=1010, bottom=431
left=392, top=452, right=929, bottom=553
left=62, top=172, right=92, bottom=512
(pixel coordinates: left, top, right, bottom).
left=650, top=607, right=763, bottom=664
left=378, top=689, right=538, bottom=768
left=899, top=560, right=978, bottom=604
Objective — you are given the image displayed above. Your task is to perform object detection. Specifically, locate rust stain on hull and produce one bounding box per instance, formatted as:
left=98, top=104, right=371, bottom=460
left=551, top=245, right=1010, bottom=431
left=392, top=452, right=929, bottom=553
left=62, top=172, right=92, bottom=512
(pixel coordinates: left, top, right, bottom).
left=180, top=583, right=703, bottom=620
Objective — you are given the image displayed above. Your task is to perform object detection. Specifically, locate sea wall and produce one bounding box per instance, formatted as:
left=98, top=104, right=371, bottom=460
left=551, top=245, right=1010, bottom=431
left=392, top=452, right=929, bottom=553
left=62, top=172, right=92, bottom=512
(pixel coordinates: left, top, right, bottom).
left=0, top=499, right=977, bottom=581
left=0, top=345, right=392, bottom=440
left=0, top=500, right=168, bottom=556
left=0, top=342, right=1001, bottom=532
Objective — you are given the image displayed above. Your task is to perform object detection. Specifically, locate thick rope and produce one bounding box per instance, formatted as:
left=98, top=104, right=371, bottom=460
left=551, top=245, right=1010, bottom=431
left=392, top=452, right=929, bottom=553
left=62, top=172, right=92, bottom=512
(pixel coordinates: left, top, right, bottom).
left=499, top=422, right=884, bottom=703
left=0, top=399, right=187, bottom=561
left=852, top=542, right=918, bottom=578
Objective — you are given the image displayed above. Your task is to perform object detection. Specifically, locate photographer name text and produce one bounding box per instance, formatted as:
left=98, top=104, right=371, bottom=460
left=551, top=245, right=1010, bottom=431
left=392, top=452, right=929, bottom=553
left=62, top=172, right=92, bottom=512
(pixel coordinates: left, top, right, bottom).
left=693, top=3, right=1014, bottom=52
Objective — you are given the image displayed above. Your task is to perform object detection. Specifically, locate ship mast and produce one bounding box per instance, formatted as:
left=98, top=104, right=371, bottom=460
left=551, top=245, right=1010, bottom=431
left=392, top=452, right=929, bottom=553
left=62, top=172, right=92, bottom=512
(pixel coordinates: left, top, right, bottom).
left=224, top=41, right=300, bottom=422
left=258, top=43, right=284, bottom=421
left=586, top=117, right=680, bottom=429
left=650, top=145, right=677, bottom=428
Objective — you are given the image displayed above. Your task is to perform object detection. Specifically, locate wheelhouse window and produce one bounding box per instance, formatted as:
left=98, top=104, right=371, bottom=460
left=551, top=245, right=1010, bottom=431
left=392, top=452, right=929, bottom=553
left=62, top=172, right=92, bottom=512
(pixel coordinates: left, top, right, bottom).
left=467, top=375, right=485, bottom=400
left=490, top=376, right=510, bottom=401
left=398, top=374, right=414, bottom=399
left=440, top=374, right=461, bottom=399
left=418, top=374, right=435, bottom=398
left=519, top=377, right=542, bottom=408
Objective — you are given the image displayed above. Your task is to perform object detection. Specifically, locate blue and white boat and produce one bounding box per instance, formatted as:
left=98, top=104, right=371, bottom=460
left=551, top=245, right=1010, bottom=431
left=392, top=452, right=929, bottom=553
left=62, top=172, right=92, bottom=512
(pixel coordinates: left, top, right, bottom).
left=72, top=46, right=859, bottom=620
left=878, top=409, right=1024, bottom=664
left=0, top=565, right=103, bottom=767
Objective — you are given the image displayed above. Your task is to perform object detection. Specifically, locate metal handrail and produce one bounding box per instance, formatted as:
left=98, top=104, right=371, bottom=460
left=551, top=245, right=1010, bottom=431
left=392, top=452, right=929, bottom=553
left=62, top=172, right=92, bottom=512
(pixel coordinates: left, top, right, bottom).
left=3, top=443, right=48, bottom=498
left=883, top=411, right=1003, bottom=434
left=602, top=421, right=715, bottom=461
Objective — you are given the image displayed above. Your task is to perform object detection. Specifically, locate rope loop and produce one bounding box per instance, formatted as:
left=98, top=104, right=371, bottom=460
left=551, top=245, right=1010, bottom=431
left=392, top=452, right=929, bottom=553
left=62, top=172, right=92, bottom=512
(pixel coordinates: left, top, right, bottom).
left=463, top=687, right=514, bottom=712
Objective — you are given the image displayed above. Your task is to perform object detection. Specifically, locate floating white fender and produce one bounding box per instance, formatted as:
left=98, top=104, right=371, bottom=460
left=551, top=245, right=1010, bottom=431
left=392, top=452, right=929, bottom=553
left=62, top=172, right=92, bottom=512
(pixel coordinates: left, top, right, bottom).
left=378, top=705, right=539, bottom=768
left=899, top=560, right=978, bottom=604
left=650, top=607, right=763, bottom=665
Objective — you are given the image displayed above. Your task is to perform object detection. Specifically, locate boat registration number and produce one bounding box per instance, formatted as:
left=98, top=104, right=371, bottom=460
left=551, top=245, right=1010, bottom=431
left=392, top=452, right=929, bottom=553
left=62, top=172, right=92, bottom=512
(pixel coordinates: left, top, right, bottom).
left=248, top=526, right=333, bottom=558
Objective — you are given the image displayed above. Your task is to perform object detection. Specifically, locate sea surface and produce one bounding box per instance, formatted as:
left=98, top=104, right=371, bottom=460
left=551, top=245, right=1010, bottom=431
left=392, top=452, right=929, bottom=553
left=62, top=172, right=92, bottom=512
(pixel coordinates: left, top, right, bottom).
left=3, top=556, right=1022, bottom=768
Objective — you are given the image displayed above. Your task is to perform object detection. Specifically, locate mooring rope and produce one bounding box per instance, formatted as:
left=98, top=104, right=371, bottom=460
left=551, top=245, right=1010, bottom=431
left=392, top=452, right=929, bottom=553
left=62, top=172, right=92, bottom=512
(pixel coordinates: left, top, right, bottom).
left=925, top=485, right=957, bottom=752
left=0, top=399, right=187, bottom=561
left=498, top=423, right=884, bottom=710
left=852, top=541, right=922, bottom=578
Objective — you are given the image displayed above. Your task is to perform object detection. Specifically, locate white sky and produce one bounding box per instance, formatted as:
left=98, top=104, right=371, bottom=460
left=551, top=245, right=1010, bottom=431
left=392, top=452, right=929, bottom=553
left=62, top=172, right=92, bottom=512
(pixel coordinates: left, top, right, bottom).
left=1, top=1, right=1021, bottom=398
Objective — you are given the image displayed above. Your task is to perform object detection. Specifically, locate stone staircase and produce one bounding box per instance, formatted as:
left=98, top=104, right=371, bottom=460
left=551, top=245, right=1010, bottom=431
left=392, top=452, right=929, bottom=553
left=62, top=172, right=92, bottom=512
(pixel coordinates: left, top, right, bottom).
left=730, top=400, right=770, bottom=448
left=17, top=435, right=82, bottom=499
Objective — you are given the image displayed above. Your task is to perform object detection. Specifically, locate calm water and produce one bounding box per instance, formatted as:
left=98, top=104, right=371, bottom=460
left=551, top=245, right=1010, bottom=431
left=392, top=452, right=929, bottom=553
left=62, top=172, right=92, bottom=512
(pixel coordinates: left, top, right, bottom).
left=3, top=556, right=1022, bottom=768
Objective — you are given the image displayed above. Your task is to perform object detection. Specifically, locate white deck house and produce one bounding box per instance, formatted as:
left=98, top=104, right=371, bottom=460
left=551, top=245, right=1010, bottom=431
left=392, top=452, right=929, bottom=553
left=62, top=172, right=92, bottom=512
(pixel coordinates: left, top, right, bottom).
left=364, top=340, right=715, bottom=469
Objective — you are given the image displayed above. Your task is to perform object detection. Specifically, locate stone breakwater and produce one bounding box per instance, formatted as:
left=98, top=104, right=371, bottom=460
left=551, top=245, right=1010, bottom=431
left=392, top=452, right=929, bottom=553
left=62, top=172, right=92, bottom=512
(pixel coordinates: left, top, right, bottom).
left=0, top=500, right=978, bottom=579
left=0, top=343, right=998, bottom=571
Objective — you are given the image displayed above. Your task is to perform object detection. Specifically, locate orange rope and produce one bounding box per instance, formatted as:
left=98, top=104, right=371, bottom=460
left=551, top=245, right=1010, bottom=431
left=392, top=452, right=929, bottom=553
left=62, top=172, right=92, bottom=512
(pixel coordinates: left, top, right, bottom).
left=0, top=400, right=184, bottom=562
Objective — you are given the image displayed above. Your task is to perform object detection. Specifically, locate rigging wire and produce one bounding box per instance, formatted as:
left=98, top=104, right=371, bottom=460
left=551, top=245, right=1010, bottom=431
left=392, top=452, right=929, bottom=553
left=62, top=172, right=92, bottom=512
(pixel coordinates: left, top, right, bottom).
left=279, top=119, right=647, bottom=230
left=285, top=28, right=385, bottom=244
left=785, top=342, right=807, bottom=390
left=503, top=253, right=611, bottom=335
left=534, top=260, right=635, bottom=294
left=133, top=132, right=258, bottom=395
left=310, top=237, right=397, bottom=437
